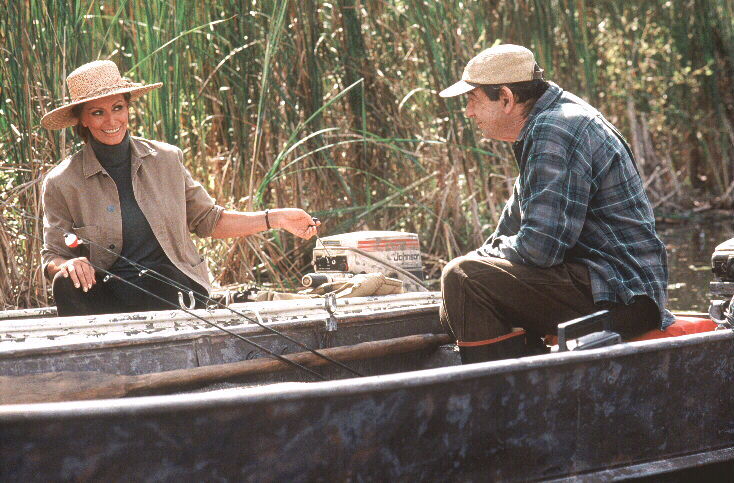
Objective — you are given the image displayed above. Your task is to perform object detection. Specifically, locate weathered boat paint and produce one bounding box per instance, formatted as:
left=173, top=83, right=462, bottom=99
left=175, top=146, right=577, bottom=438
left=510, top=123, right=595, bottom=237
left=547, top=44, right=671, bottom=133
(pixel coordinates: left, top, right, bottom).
left=0, top=292, right=734, bottom=481
left=1, top=329, right=733, bottom=480
left=0, top=305, right=58, bottom=320
left=0, top=293, right=444, bottom=381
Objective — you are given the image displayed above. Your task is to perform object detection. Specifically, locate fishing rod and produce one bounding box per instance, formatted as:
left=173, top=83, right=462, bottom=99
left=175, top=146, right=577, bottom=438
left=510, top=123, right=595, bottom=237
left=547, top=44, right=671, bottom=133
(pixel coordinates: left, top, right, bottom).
left=9, top=207, right=363, bottom=377
left=12, top=222, right=327, bottom=381
left=12, top=207, right=362, bottom=377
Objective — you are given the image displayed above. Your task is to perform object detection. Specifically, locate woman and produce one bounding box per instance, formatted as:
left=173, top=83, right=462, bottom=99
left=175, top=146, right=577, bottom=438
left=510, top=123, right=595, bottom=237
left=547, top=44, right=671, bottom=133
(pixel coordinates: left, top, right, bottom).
left=40, top=60, right=319, bottom=316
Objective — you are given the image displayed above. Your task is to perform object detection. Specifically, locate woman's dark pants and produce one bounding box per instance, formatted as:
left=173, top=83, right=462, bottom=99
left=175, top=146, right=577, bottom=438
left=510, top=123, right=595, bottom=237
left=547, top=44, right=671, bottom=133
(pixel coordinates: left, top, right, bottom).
left=52, top=264, right=206, bottom=317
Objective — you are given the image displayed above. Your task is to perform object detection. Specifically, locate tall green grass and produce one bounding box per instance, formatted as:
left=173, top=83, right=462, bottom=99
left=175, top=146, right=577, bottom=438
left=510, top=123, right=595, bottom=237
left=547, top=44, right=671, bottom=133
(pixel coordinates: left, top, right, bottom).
left=1, top=0, right=733, bottom=309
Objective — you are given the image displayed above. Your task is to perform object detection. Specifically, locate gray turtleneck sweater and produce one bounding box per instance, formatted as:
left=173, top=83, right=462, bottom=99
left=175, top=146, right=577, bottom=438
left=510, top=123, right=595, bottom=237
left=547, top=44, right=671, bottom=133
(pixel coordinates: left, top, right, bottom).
left=90, top=133, right=169, bottom=281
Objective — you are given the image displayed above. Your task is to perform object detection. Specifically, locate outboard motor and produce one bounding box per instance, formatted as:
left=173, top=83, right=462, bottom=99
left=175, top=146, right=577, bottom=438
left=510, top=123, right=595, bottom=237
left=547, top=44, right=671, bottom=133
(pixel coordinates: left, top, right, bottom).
left=709, top=237, right=734, bottom=327
left=305, top=231, right=428, bottom=292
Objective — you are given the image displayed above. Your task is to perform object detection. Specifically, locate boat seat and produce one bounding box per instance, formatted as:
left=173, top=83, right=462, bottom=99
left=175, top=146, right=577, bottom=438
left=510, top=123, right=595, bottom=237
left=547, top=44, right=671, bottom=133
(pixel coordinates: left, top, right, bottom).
left=630, top=315, right=717, bottom=341
left=544, top=315, right=717, bottom=346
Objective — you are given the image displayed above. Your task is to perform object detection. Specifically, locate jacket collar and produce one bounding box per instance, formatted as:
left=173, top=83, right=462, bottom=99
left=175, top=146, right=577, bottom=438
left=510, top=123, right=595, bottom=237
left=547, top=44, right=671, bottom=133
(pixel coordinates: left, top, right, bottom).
left=516, top=82, right=564, bottom=142
left=82, top=135, right=156, bottom=178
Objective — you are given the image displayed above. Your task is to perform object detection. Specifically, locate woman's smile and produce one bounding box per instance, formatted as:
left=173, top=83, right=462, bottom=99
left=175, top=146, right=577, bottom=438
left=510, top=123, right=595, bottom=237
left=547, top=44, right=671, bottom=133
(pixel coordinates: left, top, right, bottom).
left=80, top=94, right=129, bottom=145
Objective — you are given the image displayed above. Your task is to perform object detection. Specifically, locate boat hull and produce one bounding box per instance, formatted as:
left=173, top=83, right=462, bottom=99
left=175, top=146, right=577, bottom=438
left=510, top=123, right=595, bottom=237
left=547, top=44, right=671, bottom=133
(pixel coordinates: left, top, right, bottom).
left=2, top=329, right=733, bottom=480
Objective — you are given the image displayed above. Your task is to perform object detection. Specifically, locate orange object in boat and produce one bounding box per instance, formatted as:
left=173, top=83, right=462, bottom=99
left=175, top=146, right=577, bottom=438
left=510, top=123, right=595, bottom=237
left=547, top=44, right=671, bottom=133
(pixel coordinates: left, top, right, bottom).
left=543, top=315, right=718, bottom=346
left=631, top=316, right=718, bottom=341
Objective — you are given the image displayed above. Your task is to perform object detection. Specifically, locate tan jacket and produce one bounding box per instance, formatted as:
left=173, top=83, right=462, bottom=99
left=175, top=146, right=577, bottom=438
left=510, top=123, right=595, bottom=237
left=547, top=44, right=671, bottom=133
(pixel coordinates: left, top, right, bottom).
left=41, top=136, right=224, bottom=293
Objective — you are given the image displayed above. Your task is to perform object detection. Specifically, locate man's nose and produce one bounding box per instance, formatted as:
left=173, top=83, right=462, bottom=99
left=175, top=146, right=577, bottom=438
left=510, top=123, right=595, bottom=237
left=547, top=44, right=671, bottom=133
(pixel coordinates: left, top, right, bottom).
left=465, top=104, right=474, bottom=118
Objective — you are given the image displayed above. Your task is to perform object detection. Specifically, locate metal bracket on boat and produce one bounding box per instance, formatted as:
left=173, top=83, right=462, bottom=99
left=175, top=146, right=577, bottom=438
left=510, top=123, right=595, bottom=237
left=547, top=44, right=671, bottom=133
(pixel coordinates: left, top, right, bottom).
left=324, top=293, right=338, bottom=332
left=557, top=310, right=621, bottom=352
left=178, top=290, right=197, bottom=310
left=251, top=307, right=265, bottom=326
left=709, top=295, right=734, bottom=330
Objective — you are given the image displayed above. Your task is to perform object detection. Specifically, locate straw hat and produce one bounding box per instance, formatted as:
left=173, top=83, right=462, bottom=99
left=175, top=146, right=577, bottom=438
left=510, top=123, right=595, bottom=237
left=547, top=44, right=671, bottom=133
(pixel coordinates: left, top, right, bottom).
left=440, top=44, right=544, bottom=97
left=41, top=60, right=162, bottom=130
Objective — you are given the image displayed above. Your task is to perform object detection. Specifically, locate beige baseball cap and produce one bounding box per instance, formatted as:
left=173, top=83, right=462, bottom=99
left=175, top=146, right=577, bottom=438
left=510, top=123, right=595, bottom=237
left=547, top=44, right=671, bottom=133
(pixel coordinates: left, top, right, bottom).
left=439, top=44, right=544, bottom=98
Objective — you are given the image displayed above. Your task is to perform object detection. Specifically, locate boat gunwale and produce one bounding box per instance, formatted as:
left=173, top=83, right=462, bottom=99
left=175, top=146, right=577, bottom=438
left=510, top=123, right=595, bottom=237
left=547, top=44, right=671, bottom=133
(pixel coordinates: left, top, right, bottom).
left=545, top=445, right=734, bottom=481
left=1, top=326, right=731, bottom=420
left=0, top=304, right=439, bottom=358
left=0, top=292, right=441, bottom=326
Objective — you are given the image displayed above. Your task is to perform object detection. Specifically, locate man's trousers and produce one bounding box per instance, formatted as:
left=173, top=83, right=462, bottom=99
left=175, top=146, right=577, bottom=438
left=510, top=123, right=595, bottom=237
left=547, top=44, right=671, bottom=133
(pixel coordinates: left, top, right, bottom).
left=439, top=254, right=659, bottom=362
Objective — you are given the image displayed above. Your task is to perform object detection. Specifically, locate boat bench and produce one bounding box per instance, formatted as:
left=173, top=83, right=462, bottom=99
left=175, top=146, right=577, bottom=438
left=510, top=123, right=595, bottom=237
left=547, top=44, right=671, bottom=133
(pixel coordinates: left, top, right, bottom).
left=545, top=315, right=717, bottom=347
left=631, top=315, right=717, bottom=341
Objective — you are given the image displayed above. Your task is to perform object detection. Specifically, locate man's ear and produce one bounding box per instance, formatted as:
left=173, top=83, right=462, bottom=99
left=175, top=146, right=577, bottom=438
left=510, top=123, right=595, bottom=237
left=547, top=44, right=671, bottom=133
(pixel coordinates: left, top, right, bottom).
left=499, top=86, right=516, bottom=113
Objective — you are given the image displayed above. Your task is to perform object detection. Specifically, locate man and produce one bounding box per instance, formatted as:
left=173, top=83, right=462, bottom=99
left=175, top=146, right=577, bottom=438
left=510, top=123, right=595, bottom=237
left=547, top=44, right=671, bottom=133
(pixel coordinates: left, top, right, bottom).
left=438, top=44, right=673, bottom=364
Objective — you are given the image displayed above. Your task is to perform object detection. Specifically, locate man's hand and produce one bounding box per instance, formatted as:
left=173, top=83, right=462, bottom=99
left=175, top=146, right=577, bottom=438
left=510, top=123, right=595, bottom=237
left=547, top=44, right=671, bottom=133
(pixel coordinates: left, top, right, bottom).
left=57, top=257, right=96, bottom=292
left=271, top=208, right=320, bottom=239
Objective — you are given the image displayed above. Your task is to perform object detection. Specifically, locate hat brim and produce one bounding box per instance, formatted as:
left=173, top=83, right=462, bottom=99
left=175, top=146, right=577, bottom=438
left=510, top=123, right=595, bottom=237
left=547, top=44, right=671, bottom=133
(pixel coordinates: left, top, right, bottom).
left=40, top=82, right=163, bottom=130
left=439, top=80, right=477, bottom=98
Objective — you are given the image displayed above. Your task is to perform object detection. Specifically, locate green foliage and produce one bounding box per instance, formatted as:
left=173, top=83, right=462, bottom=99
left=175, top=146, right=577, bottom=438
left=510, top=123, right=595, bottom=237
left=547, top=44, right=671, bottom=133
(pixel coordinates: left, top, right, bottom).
left=0, top=0, right=733, bottom=309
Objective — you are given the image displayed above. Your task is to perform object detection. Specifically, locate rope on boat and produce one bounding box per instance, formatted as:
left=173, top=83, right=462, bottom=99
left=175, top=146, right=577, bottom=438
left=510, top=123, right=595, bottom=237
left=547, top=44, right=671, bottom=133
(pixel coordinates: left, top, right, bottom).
left=9, top=207, right=365, bottom=378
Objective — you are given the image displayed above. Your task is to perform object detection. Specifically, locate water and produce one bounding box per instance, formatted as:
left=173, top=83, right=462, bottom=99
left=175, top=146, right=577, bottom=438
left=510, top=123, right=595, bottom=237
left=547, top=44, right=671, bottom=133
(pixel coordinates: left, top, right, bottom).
left=657, top=214, right=734, bottom=313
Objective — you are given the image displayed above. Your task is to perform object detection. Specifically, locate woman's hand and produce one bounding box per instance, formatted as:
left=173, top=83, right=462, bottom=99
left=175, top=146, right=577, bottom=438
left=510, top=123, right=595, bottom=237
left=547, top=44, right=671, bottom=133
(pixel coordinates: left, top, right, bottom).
left=57, top=257, right=96, bottom=292
left=271, top=208, right=320, bottom=239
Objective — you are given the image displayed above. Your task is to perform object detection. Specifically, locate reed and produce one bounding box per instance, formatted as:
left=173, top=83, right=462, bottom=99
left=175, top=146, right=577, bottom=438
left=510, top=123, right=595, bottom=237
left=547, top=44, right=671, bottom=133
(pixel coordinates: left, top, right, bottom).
left=1, top=0, right=732, bottom=309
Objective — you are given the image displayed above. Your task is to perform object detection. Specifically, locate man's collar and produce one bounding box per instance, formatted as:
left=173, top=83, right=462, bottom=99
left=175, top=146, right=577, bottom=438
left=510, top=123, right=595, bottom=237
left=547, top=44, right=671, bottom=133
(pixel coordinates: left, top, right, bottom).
left=516, top=82, right=563, bottom=142
left=82, top=135, right=156, bottom=178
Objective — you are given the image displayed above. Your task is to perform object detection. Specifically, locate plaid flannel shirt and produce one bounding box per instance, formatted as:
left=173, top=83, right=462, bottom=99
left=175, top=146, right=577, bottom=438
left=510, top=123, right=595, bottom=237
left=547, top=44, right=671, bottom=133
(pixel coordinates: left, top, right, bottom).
left=476, top=82, right=674, bottom=328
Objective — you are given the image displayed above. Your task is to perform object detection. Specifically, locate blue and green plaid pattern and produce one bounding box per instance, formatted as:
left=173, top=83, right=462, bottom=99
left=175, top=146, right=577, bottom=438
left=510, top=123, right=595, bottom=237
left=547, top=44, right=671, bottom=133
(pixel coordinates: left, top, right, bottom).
left=476, top=82, right=674, bottom=328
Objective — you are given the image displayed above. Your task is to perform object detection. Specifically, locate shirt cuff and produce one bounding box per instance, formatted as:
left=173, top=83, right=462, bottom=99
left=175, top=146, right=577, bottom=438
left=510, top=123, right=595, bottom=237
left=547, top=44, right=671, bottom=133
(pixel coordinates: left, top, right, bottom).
left=192, top=204, right=225, bottom=237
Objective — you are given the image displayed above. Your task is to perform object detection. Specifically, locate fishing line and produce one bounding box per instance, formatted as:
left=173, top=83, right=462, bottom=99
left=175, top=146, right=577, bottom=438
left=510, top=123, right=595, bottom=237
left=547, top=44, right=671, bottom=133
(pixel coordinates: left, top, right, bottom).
left=9, top=207, right=363, bottom=377
left=14, top=224, right=327, bottom=381
left=310, top=217, right=334, bottom=267
left=309, top=217, right=428, bottom=290
left=12, top=207, right=362, bottom=377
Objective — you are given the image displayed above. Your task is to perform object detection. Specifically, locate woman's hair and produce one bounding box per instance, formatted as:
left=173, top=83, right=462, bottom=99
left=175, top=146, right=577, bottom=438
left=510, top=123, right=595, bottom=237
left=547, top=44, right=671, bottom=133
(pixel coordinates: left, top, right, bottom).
left=71, top=92, right=131, bottom=143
